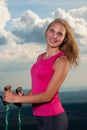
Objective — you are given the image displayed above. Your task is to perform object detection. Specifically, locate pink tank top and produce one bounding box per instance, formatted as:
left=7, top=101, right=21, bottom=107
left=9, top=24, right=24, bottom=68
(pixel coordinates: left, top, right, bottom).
left=31, top=51, right=65, bottom=116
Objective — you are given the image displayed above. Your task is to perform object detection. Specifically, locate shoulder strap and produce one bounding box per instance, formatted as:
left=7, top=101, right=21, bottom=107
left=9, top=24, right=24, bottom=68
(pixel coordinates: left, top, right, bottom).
left=53, top=51, right=65, bottom=62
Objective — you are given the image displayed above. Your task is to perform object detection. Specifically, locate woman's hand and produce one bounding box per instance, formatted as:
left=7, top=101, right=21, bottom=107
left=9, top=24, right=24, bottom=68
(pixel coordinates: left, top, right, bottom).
left=3, top=90, right=16, bottom=103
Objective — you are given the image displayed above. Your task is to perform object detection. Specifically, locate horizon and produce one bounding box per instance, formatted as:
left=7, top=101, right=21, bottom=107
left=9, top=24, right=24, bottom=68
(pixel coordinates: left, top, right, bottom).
left=0, top=88, right=87, bottom=105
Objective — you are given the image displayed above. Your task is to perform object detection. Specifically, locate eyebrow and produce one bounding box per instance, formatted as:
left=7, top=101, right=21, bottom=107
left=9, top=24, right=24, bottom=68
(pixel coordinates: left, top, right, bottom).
left=57, top=32, right=63, bottom=35
left=50, top=28, right=63, bottom=35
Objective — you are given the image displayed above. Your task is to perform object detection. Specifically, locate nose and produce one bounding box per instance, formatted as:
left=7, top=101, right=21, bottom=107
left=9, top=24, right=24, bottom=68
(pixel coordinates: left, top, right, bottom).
left=52, top=32, right=57, bottom=38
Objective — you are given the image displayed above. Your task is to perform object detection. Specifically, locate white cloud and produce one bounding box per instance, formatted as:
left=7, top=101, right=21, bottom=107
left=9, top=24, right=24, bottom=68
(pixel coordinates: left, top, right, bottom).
left=11, top=8, right=87, bottom=47
left=11, top=10, right=51, bottom=44
left=69, top=7, right=87, bottom=20
left=12, top=10, right=43, bottom=29
left=0, top=6, right=87, bottom=66
left=0, top=42, right=45, bottom=62
left=0, top=0, right=10, bottom=29
left=0, top=0, right=11, bottom=45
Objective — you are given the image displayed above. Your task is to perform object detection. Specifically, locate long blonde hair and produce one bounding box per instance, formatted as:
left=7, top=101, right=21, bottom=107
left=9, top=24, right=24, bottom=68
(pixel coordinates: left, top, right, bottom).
left=46, top=18, right=79, bottom=67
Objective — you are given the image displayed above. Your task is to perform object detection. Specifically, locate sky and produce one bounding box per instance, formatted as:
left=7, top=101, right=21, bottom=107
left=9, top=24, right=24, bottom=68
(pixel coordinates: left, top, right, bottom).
left=0, top=0, right=87, bottom=91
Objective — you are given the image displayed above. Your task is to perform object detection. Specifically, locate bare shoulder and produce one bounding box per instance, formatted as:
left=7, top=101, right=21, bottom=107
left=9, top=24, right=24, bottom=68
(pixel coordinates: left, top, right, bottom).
left=37, top=54, right=41, bottom=61
left=37, top=53, right=45, bottom=61
left=53, top=56, right=70, bottom=70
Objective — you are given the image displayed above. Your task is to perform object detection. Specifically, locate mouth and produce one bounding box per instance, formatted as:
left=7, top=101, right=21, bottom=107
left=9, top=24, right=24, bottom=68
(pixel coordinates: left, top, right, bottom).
left=49, top=38, right=57, bottom=43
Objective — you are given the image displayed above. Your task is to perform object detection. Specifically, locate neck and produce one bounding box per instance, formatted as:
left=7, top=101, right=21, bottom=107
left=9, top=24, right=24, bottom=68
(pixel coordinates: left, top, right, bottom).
left=46, top=45, right=60, bottom=57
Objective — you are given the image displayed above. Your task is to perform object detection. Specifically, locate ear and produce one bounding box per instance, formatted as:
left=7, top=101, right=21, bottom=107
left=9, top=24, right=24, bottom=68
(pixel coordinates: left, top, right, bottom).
left=63, top=38, right=67, bottom=42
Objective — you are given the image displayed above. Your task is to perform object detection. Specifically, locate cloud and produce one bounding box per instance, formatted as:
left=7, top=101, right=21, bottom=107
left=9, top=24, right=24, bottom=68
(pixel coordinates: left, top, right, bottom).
left=69, top=7, right=87, bottom=20
left=0, top=42, right=45, bottom=62
left=11, top=7, right=87, bottom=47
left=0, top=42, right=45, bottom=72
left=0, top=0, right=10, bottom=29
left=0, top=5, right=87, bottom=66
left=12, top=10, right=51, bottom=44
left=0, top=0, right=11, bottom=45
left=12, top=8, right=87, bottom=52
left=0, top=35, right=7, bottom=45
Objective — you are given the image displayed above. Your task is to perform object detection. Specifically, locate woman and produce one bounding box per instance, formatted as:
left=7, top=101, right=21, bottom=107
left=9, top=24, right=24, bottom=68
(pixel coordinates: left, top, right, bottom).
left=3, top=18, right=79, bottom=130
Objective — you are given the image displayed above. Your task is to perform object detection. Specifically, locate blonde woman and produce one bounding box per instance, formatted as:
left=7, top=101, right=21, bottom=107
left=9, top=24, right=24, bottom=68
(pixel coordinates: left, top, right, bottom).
left=3, top=18, right=79, bottom=130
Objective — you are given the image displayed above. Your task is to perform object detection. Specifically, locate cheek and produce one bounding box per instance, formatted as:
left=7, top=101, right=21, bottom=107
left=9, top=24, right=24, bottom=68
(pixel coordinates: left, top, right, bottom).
left=46, top=31, right=50, bottom=37
left=58, top=37, right=64, bottom=43
left=61, top=37, right=65, bottom=42
left=60, top=35, right=66, bottom=42
left=45, top=32, right=50, bottom=41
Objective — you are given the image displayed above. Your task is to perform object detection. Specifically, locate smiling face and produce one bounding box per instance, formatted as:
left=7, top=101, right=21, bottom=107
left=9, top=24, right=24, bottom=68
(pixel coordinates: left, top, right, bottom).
left=46, top=22, right=66, bottom=49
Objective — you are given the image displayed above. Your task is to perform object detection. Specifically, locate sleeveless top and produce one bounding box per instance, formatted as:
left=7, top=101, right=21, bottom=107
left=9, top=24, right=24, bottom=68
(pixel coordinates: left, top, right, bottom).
left=31, top=51, right=65, bottom=116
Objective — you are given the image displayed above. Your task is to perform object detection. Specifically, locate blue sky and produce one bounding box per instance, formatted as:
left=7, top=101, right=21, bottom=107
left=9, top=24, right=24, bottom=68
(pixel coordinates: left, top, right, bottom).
left=0, top=0, right=87, bottom=91
left=6, top=0, right=87, bottom=17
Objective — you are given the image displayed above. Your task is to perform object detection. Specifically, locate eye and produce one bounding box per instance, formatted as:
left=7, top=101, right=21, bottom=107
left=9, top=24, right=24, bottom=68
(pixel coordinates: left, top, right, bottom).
left=49, top=29, right=54, bottom=33
left=57, top=32, right=62, bottom=36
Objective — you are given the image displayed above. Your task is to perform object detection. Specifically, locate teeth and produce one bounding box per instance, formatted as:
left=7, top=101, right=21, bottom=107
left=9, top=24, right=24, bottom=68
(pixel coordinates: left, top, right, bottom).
left=50, top=39, right=56, bottom=43
left=49, top=38, right=57, bottom=43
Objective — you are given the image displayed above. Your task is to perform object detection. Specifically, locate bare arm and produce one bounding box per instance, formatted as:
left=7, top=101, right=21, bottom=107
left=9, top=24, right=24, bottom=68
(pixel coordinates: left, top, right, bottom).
left=3, top=56, right=70, bottom=104
left=24, top=90, right=32, bottom=96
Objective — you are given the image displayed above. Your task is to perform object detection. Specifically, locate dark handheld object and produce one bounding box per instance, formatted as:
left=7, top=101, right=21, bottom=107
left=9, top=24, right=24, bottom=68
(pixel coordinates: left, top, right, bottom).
left=15, top=87, right=23, bottom=130
left=0, top=85, right=12, bottom=105
left=4, top=85, right=12, bottom=105
left=0, top=85, right=23, bottom=130
left=4, top=85, right=11, bottom=130
left=4, top=85, right=12, bottom=91
left=14, top=87, right=23, bottom=108
left=16, top=87, right=22, bottom=95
